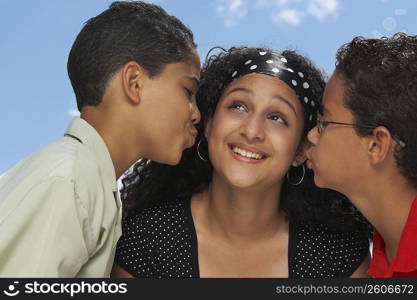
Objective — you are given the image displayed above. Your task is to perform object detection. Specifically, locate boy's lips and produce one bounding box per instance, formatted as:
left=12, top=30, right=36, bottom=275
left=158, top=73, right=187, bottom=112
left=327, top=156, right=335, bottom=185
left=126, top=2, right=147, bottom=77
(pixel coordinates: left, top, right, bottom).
left=187, top=130, right=197, bottom=147
left=305, top=150, right=314, bottom=169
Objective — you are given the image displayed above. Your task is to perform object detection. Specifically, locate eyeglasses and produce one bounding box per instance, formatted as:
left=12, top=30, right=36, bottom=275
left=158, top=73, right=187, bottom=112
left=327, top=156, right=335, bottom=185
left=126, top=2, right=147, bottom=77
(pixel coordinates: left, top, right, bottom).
left=316, top=113, right=374, bottom=134
left=316, top=113, right=406, bottom=148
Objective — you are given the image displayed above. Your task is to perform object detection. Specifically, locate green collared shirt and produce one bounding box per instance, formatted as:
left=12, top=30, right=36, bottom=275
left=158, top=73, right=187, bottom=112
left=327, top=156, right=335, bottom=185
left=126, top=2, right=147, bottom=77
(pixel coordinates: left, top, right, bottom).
left=0, top=118, right=122, bottom=277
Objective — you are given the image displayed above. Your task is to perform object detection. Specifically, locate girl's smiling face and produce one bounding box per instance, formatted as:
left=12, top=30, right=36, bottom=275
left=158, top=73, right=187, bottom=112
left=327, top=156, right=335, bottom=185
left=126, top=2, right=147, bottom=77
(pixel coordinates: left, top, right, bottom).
left=205, top=73, right=305, bottom=189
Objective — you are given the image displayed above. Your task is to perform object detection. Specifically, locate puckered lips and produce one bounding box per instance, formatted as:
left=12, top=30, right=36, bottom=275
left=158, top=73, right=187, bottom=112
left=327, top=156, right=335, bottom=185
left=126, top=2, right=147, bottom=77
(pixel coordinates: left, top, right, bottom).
left=187, top=129, right=198, bottom=148
left=228, top=142, right=270, bottom=164
left=305, top=150, right=313, bottom=169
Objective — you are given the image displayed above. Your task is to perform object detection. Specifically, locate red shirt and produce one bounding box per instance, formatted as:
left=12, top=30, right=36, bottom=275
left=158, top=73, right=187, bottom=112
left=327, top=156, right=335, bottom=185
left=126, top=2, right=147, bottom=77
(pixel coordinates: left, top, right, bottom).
left=368, top=195, right=417, bottom=278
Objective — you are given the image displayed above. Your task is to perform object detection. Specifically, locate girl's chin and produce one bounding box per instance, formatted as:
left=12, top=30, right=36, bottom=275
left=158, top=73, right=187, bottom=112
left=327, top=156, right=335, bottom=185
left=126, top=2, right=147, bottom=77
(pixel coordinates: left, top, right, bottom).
left=223, top=175, right=265, bottom=190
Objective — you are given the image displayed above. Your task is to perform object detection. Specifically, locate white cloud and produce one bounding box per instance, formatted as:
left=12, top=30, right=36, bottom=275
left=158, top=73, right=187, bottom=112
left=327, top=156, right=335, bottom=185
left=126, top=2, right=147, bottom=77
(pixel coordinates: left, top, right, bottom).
left=215, top=0, right=248, bottom=28
left=273, top=8, right=303, bottom=25
left=67, top=109, right=80, bottom=118
left=255, top=0, right=290, bottom=7
left=307, top=0, right=338, bottom=21
left=215, top=0, right=339, bottom=27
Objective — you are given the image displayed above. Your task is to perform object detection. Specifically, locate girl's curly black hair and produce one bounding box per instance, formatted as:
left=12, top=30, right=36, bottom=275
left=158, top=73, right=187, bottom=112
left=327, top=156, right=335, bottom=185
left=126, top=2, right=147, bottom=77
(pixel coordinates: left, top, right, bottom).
left=121, top=46, right=371, bottom=234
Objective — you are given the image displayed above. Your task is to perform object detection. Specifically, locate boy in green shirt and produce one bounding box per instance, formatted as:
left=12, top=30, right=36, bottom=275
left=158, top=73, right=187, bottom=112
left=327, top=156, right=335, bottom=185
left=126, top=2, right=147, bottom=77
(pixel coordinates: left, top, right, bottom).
left=0, top=1, right=200, bottom=277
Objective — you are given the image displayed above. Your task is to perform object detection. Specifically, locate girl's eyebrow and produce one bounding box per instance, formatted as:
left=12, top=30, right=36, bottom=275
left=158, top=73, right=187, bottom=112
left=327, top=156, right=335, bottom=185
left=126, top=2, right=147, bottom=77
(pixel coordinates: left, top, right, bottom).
left=224, top=87, right=253, bottom=97
left=224, top=87, right=297, bottom=116
left=272, top=95, right=297, bottom=116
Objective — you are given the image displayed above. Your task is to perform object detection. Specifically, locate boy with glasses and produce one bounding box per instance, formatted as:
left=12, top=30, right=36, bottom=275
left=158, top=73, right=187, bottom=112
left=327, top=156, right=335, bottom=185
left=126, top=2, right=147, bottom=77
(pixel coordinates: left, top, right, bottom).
left=307, top=33, right=417, bottom=277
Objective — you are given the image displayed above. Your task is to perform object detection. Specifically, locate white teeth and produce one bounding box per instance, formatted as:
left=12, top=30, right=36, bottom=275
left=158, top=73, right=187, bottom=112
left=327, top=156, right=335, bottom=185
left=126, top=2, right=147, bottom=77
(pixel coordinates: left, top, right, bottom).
left=232, top=147, right=263, bottom=160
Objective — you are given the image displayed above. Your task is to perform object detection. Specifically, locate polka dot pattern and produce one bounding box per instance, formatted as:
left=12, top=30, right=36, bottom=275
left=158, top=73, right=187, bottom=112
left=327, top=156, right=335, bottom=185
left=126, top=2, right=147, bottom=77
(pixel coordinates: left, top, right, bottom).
left=290, top=223, right=369, bottom=278
left=115, top=197, right=369, bottom=278
left=115, top=200, right=196, bottom=278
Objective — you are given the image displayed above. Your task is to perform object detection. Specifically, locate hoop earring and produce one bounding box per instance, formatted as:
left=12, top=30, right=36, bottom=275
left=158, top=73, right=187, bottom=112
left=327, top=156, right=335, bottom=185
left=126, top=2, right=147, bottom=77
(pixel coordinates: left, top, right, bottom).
left=286, top=164, right=305, bottom=186
left=197, top=139, right=208, bottom=162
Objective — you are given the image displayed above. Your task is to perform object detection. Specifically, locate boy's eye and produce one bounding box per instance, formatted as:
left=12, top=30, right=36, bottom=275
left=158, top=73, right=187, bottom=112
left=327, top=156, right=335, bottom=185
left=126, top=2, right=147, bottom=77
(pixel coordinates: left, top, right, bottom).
left=183, top=87, right=194, bottom=99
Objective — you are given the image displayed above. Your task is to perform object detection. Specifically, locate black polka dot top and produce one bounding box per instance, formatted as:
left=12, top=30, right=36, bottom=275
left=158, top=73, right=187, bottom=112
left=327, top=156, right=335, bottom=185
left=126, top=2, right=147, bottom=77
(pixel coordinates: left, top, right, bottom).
left=115, top=195, right=369, bottom=278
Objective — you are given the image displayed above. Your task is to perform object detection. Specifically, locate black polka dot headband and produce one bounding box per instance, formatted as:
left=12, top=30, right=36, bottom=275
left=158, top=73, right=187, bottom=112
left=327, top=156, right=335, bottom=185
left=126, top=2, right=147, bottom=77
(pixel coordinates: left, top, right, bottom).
left=230, top=50, right=318, bottom=132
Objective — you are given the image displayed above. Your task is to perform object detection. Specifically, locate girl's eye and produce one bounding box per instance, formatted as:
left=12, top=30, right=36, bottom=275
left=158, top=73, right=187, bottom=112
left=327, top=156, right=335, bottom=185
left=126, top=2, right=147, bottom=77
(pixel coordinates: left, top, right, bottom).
left=269, top=114, right=287, bottom=125
left=228, top=102, right=247, bottom=112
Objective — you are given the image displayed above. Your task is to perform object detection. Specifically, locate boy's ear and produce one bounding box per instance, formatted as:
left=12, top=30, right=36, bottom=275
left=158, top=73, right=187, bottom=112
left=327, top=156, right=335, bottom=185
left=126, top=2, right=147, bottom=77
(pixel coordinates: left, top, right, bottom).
left=367, top=126, right=392, bottom=164
left=121, top=61, right=147, bottom=105
left=291, top=139, right=310, bottom=167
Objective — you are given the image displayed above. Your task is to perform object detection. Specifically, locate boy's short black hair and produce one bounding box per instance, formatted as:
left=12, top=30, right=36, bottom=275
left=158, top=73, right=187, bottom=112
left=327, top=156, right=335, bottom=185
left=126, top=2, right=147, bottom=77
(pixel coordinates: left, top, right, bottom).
left=68, top=1, right=196, bottom=111
left=335, top=33, right=417, bottom=187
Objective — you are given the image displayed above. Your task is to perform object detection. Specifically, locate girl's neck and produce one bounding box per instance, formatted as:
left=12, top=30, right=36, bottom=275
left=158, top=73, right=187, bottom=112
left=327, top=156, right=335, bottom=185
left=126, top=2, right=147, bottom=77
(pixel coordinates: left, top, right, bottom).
left=192, top=174, right=287, bottom=244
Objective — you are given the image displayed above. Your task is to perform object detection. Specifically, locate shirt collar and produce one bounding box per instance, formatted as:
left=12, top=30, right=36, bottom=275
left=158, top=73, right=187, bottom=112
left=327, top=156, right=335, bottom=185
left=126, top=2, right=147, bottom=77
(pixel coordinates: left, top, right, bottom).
left=369, top=195, right=417, bottom=276
left=64, top=117, right=117, bottom=193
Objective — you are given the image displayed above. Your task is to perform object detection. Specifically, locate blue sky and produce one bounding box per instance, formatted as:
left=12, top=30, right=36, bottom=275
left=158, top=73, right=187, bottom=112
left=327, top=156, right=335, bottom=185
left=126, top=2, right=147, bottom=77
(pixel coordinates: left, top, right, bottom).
left=1, top=0, right=416, bottom=173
